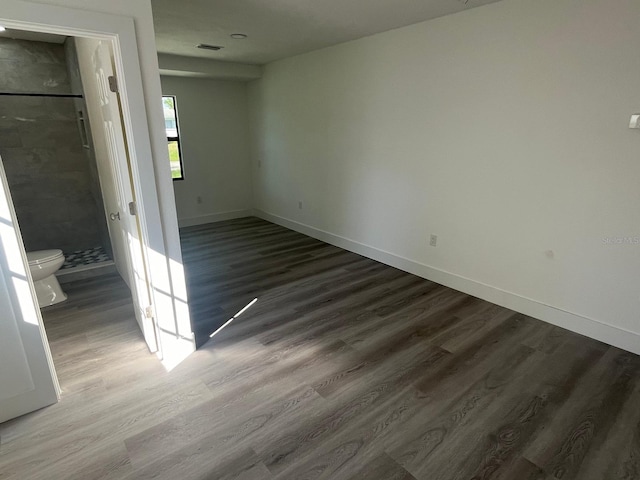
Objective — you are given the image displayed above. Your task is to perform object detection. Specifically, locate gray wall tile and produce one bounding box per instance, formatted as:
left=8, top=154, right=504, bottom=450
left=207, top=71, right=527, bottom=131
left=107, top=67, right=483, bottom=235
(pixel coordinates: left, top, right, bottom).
left=0, top=37, right=111, bottom=255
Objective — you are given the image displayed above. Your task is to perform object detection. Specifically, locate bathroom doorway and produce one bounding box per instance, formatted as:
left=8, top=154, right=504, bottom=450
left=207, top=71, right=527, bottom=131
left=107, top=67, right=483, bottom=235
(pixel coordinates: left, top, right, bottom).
left=0, top=0, right=195, bottom=424
left=0, top=30, right=157, bottom=350
left=0, top=33, right=117, bottom=289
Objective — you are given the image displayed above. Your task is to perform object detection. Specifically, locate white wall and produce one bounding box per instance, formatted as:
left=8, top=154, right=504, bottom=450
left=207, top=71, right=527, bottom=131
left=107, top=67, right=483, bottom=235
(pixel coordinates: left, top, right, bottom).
left=161, top=76, right=253, bottom=227
left=249, top=0, right=640, bottom=352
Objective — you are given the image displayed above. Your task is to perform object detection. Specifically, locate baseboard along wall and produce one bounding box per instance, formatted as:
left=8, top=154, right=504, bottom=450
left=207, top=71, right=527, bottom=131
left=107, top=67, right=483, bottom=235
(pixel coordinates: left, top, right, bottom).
left=254, top=209, right=640, bottom=356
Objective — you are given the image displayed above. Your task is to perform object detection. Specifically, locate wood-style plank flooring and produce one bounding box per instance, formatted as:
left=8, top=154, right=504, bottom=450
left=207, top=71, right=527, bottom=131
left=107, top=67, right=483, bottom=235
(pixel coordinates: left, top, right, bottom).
left=2, top=216, right=640, bottom=479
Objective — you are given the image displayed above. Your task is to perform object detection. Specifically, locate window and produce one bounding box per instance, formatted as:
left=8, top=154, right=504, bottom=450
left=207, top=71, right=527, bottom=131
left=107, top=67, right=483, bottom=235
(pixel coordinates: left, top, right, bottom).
left=162, top=95, right=184, bottom=180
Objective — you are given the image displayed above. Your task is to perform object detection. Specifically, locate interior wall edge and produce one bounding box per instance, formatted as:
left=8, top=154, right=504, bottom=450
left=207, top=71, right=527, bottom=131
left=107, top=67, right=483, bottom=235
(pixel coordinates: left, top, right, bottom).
left=254, top=209, right=640, bottom=356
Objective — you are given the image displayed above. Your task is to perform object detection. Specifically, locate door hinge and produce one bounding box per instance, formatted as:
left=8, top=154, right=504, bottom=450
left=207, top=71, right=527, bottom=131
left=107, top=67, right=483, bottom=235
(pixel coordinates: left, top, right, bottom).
left=128, top=201, right=137, bottom=216
left=145, top=305, right=155, bottom=319
left=108, top=75, right=119, bottom=93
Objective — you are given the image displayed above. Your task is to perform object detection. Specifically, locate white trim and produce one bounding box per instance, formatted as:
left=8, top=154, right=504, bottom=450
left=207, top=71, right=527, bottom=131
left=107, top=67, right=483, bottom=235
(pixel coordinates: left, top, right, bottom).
left=178, top=210, right=254, bottom=228
left=0, top=2, right=133, bottom=37
left=255, top=209, right=640, bottom=356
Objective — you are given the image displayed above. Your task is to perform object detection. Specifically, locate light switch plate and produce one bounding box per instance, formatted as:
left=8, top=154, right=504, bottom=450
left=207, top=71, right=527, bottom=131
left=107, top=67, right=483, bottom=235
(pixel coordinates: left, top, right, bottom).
left=630, top=114, right=640, bottom=129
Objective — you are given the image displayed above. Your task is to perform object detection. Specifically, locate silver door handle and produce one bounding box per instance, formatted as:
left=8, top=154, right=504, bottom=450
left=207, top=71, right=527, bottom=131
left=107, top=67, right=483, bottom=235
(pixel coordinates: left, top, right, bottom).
left=109, top=212, right=120, bottom=221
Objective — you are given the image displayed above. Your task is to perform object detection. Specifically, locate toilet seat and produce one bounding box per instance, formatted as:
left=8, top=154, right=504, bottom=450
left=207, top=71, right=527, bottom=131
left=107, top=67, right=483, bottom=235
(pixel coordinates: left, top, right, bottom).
left=27, top=249, right=64, bottom=266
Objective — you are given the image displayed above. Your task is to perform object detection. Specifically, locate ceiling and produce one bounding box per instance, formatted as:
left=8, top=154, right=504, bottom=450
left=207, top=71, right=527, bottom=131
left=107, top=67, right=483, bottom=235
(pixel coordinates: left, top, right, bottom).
left=151, top=0, right=503, bottom=65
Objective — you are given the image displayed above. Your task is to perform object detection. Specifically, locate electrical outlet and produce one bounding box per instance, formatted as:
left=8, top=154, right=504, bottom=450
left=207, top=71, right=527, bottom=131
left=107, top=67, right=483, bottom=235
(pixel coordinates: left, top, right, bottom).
left=430, top=234, right=438, bottom=247
left=298, top=201, right=303, bottom=210
left=196, top=196, right=203, bottom=204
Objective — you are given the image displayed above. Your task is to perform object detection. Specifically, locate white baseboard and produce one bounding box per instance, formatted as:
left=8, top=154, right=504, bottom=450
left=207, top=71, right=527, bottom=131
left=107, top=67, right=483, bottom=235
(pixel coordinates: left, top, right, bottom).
left=178, top=209, right=254, bottom=228
left=255, top=209, right=640, bottom=356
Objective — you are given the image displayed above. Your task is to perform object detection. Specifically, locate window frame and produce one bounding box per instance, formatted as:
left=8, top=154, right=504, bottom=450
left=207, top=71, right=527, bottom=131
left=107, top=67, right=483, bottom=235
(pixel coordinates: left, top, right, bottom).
left=162, top=95, right=185, bottom=181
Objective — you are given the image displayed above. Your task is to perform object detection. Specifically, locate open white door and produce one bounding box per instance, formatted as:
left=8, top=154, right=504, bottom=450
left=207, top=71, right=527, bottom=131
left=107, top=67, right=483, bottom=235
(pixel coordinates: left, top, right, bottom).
left=76, top=38, right=158, bottom=353
left=0, top=157, right=59, bottom=423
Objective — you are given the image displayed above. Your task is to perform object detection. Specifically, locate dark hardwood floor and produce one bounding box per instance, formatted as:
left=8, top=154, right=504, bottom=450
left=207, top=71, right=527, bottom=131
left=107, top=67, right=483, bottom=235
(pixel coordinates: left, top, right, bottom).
left=1, top=216, right=639, bottom=479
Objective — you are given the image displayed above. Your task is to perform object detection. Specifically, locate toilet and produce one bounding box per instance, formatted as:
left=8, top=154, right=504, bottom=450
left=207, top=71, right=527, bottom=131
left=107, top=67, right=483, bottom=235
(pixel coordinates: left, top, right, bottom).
left=27, top=249, right=67, bottom=308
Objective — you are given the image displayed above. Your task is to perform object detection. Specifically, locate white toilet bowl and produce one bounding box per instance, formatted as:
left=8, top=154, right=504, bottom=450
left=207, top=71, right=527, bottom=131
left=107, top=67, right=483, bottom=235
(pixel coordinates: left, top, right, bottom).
left=27, top=249, right=67, bottom=308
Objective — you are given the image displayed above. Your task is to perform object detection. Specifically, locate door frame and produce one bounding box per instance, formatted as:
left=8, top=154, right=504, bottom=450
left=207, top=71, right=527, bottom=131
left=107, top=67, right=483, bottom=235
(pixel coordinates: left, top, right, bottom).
left=0, top=2, right=195, bottom=372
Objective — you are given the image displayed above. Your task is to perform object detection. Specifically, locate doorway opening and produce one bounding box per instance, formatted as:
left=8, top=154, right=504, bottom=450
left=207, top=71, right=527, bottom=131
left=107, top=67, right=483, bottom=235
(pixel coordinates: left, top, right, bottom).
left=0, top=5, right=197, bottom=429
left=0, top=27, right=159, bottom=393
left=0, top=33, right=117, bottom=287
left=0, top=1, right=195, bottom=425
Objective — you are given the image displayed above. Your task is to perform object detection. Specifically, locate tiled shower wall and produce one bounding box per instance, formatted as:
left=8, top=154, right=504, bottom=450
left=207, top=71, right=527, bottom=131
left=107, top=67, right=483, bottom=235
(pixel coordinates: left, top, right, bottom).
left=0, top=37, right=112, bottom=255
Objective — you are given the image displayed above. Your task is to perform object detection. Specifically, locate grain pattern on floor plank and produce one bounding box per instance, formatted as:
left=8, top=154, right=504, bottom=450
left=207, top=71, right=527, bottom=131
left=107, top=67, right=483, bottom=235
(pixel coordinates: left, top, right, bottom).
left=386, top=344, right=541, bottom=476
left=569, top=377, right=640, bottom=480
left=347, top=452, right=417, bottom=480
left=1, top=217, right=640, bottom=480
left=498, top=457, right=550, bottom=480
left=523, top=347, right=640, bottom=479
